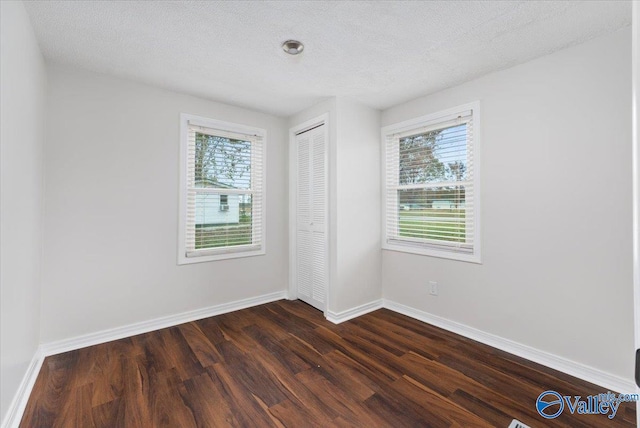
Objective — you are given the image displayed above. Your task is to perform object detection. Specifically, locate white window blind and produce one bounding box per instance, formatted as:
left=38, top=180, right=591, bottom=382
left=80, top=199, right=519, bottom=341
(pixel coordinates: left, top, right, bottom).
left=179, top=114, right=265, bottom=263
left=383, top=103, right=480, bottom=262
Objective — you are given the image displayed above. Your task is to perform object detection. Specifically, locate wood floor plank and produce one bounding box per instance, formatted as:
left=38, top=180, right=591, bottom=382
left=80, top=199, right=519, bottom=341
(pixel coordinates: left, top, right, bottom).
left=220, top=351, right=289, bottom=408
left=273, top=300, right=327, bottom=327
left=391, top=375, right=494, bottom=428
left=242, top=324, right=311, bottom=375
left=363, top=390, right=431, bottom=427
left=207, top=364, right=279, bottom=427
left=179, top=372, right=237, bottom=427
left=147, top=367, right=197, bottom=427
left=251, top=305, right=301, bottom=341
left=348, top=313, right=446, bottom=360
left=312, top=326, right=402, bottom=384
left=53, top=382, right=95, bottom=428
left=193, top=317, right=228, bottom=346
left=338, top=320, right=407, bottom=357
left=294, top=368, right=383, bottom=427
left=120, top=353, right=153, bottom=427
left=447, top=388, right=515, bottom=428
left=158, top=326, right=204, bottom=381
left=89, top=350, right=125, bottom=408
left=177, top=322, right=223, bottom=368
left=91, top=396, right=125, bottom=428
left=267, top=398, right=330, bottom=428
left=20, top=300, right=636, bottom=427
left=230, top=331, right=348, bottom=424
left=20, top=354, right=76, bottom=427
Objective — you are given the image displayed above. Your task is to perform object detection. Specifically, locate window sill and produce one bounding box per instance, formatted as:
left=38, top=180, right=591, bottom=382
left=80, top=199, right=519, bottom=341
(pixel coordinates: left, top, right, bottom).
left=382, top=242, right=481, bottom=264
left=178, top=248, right=265, bottom=265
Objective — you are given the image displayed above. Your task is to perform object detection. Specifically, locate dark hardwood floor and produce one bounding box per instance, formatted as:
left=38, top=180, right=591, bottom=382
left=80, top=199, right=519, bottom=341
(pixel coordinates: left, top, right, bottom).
left=21, top=300, right=636, bottom=427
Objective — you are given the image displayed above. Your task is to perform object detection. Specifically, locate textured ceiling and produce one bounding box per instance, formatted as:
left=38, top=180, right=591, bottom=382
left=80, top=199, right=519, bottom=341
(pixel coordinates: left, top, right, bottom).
left=24, top=1, right=632, bottom=116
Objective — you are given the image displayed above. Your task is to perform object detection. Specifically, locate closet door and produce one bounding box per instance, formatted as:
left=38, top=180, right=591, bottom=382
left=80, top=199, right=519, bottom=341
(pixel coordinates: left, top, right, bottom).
left=296, top=125, right=327, bottom=310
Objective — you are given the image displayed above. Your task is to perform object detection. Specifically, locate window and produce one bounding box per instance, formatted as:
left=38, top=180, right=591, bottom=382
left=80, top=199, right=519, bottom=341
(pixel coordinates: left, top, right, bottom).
left=382, top=102, right=480, bottom=263
left=219, top=195, right=229, bottom=211
left=179, top=114, right=266, bottom=264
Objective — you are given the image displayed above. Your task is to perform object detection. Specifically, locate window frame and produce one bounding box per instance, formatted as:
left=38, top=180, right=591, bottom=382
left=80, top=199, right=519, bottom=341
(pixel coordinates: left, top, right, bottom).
left=178, top=113, right=267, bottom=264
left=381, top=102, right=481, bottom=263
left=219, top=194, right=229, bottom=211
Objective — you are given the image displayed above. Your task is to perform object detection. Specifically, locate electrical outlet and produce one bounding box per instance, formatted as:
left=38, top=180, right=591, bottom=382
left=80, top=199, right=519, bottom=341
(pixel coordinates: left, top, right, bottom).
left=429, top=281, right=438, bottom=296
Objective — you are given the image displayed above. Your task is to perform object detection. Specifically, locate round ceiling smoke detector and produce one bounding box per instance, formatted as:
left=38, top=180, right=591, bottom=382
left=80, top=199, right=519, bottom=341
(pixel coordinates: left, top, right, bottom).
left=282, top=40, right=304, bottom=55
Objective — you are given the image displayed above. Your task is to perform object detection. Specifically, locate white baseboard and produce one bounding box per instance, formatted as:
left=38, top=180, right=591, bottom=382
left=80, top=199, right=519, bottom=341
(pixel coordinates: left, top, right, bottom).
left=1, top=350, right=45, bottom=428
left=383, top=299, right=636, bottom=394
left=326, top=299, right=383, bottom=324
left=40, top=290, right=287, bottom=356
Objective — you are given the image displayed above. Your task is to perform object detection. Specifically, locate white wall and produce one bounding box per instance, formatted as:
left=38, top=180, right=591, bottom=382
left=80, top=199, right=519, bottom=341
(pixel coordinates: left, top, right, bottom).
left=0, top=1, right=46, bottom=421
left=382, top=28, right=634, bottom=381
left=333, top=98, right=381, bottom=313
left=41, top=65, right=288, bottom=343
left=288, top=97, right=381, bottom=316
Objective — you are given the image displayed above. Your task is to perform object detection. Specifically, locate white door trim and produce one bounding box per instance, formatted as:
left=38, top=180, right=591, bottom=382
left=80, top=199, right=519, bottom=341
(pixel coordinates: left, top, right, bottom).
left=289, top=114, right=330, bottom=314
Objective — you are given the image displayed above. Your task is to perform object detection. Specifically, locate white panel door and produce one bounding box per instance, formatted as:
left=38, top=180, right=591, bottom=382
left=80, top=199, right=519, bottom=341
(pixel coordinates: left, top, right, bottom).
left=296, top=125, right=327, bottom=310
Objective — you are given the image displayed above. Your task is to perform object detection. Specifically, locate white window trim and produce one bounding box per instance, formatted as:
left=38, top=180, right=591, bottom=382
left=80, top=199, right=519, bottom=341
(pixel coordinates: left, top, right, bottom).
left=381, top=101, right=481, bottom=264
left=178, top=113, right=267, bottom=264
